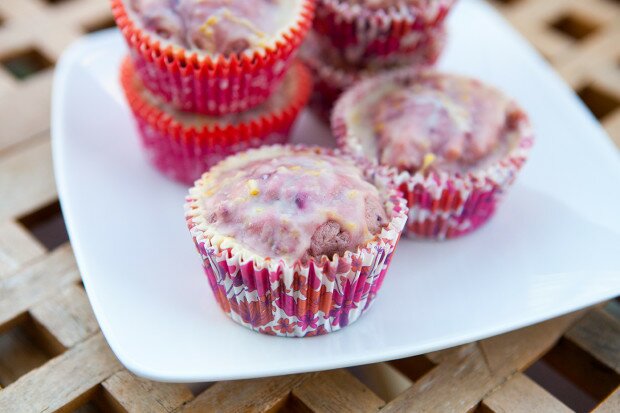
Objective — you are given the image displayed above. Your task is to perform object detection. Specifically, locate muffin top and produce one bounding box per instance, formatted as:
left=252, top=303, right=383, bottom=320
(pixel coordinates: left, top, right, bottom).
left=128, top=0, right=300, bottom=55
left=340, top=71, right=520, bottom=174
left=197, top=148, right=389, bottom=264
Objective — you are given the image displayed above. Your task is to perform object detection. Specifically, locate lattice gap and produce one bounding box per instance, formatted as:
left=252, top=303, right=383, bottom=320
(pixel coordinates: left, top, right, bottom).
left=44, top=0, right=77, bottom=5
left=0, top=315, right=55, bottom=387
left=578, top=84, right=620, bottom=121
left=84, top=16, right=116, bottom=34
left=1, top=48, right=54, bottom=80
left=18, top=200, right=69, bottom=251
left=550, top=12, right=600, bottom=41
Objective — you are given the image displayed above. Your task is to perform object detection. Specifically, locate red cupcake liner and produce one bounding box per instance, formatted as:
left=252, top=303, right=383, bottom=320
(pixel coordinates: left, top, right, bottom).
left=332, top=68, right=535, bottom=240
left=299, top=31, right=445, bottom=121
left=120, top=58, right=312, bottom=184
left=185, top=145, right=409, bottom=337
left=111, top=0, right=316, bottom=115
left=313, top=0, right=455, bottom=67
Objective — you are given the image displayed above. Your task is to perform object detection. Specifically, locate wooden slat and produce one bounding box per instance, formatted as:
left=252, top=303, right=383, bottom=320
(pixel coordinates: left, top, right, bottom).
left=0, top=71, right=16, bottom=100
left=0, top=0, right=43, bottom=20
left=563, top=308, right=620, bottom=374
left=0, top=137, right=57, bottom=221
left=0, top=221, right=45, bottom=279
left=603, top=110, right=620, bottom=148
left=292, top=370, right=385, bottom=413
left=476, top=312, right=584, bottom=378
left=29, top=284, right=99, bottom=355
left=500, top=0, right=574, bottom=62
left=481, top=373, right=573, bottom=413
left=593, top=387, right=620, bottom=413
left=0, top=73, right=52, bottom=153
left=0, top=244, right=79, bottom=331
left=424, top=344, right=470, bottom=364
left=382, top=313, right=582, bottom=413
left=557, top=26, right=620, bottom=88
left=381, top=343, right=491, bottom=413
left=181, top=374, right=314, bottom=413
left=0, top=333, right=122, bottom=413
left=100, top=370, right=193, bottom=413
left=53, top=0, right=113, bottom=33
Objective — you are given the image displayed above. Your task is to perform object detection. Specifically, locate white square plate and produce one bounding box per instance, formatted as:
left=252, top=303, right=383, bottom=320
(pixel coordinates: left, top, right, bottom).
left=52, top=0, right=620, bottom=382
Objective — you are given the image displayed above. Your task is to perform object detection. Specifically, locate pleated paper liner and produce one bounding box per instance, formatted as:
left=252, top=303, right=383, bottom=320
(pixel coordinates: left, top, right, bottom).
left=299, top=31, right=445, bottom=122
left=332, top=68, right=535, bottom=240
left=313, top=0, right=455, bottom=67
left=184, top=145, right=409, bottom=337
left=120, top=58, right=312, bottom=185
left=111, top=0, right=315, bottom=115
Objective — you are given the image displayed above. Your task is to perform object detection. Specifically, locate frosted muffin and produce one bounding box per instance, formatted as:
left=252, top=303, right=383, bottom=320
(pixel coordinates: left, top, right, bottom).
left=128, top=0, right=299, bottom=54
left=200, top=149, right=389, bottom=263
left=185, top=145, right=408, bottom=336
left=299, top=30, right=445, bottom=121
left=111, top=0, right=315, bottom=114
left=313, top=0, right=455, bottom=67
left=371, top=73, right=517, bottom=174
left=120, top=58, right=312, bottom=184
left=333, top=70, right=534, bottom=239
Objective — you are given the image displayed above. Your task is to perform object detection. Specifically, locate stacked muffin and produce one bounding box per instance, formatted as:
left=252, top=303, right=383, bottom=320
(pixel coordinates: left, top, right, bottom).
left=301, top=0, right=456, bottom=120
left=113, top=0, right=316, bottom=184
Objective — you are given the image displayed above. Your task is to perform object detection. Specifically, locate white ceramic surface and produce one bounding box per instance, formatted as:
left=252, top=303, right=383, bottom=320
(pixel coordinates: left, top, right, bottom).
left=52, top=0, right=620, bottom=382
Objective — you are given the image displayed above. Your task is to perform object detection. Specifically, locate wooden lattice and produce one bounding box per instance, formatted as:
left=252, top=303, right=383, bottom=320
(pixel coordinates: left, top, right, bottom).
left=0, top=0, right=619, bottom=411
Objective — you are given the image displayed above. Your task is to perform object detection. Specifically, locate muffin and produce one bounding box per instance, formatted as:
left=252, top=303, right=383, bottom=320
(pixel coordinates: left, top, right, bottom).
left=300, top=30, right=445, bottom=121
left=120, top=58, right=312, bottom=184
left=111, top=0, right=315, bottom=115
left=185, top=145, right=408, bottom=336
left=333, top=69, right=534, bottom=239
left=313, top=0, right=455, bottom=68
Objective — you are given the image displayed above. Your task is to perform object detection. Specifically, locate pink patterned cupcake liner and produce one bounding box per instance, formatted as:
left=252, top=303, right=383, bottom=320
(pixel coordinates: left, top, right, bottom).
left=299, top=31, right=445, bottom=121
left=313, top=0, right=455, bottom=67
left=120, top=58, right=312, bottom=184
left=111, top=0, right=316, bottom=115
left=184, top=145, right=409, bottom=337
left=332, top=68, right=535, bottom=240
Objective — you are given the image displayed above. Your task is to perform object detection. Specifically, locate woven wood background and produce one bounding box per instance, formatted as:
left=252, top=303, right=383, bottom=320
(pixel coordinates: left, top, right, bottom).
left=0, top=0, right=619, bottom=412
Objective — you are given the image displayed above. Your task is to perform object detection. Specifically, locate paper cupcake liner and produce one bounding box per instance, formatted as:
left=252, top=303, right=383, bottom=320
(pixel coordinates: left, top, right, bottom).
left=299, top=31, right=445, bottom=122
left=313, top=0, right=455, bottom=67
left=120, top=58, right=312, bottom=184
left=299, top=32, right=444, bottom=122
left=332, top=69, right=535, bottom=240
left=312, top=25, right=447, bottom=70
left=111, top=0, right=315, bottom=115
left=184, top=145, right=409, bottom=337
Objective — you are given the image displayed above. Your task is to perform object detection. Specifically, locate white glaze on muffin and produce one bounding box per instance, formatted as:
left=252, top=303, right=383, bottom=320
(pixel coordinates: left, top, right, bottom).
left=344, top=71, right=522, bottom=174
left=198, top=149, right=389, bottom=263
left=128, top=0, right=300, bottom=54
